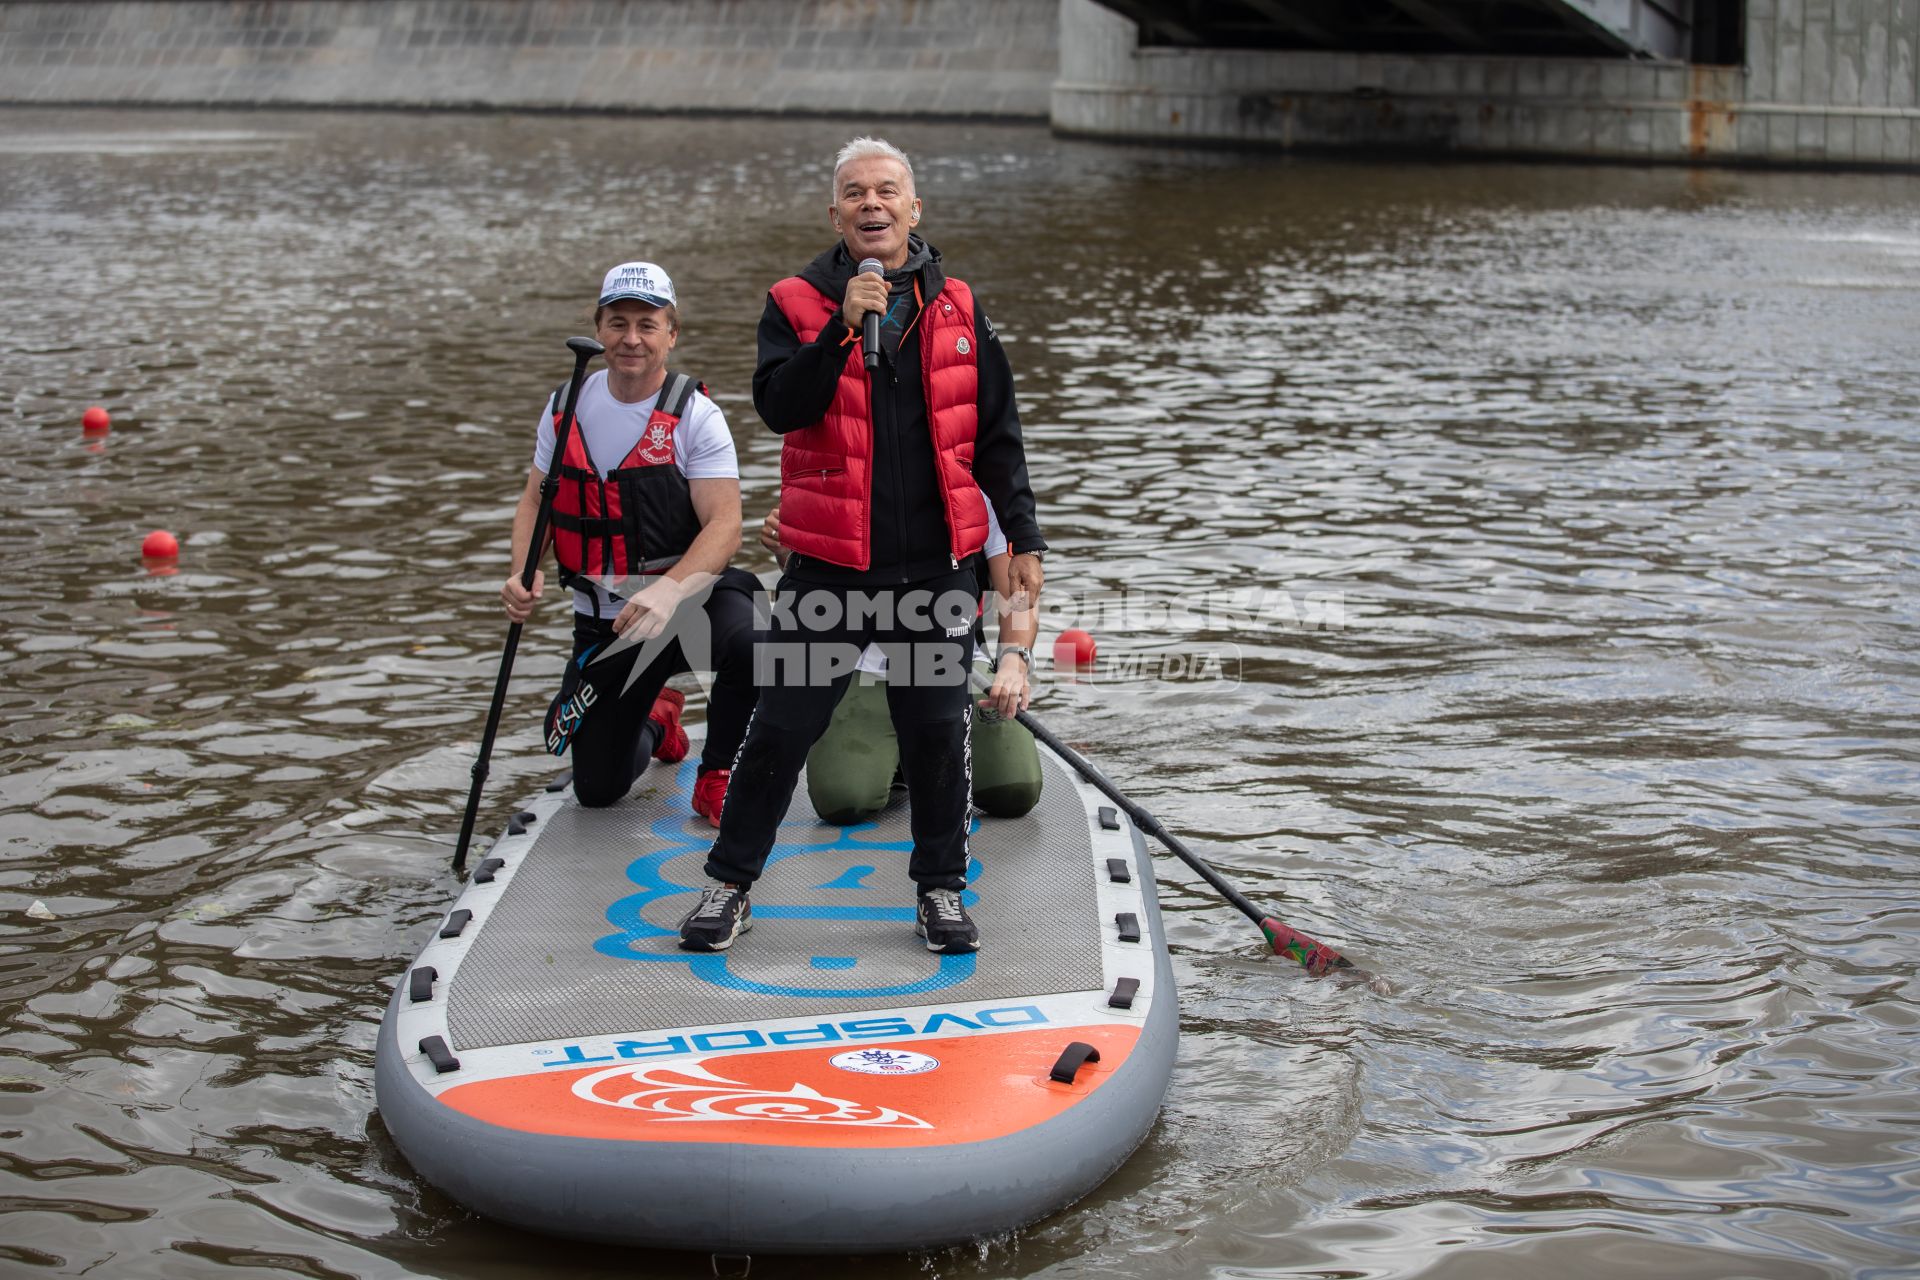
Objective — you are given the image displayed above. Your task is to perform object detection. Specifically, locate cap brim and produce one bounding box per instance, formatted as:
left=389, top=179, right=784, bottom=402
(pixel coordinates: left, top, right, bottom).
left=597, top=290, right=674, bottom=308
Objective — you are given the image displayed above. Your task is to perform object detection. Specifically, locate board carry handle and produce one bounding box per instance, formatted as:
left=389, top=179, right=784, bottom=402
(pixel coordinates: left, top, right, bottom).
left=1049, top=1041, right=1102, bottom=1084
left=419, top=1036, right=461, bottom=1074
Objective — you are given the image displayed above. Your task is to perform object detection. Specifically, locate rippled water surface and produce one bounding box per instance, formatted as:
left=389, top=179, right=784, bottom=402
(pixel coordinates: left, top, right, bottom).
left=2, top=108, right=1918, bottom=1279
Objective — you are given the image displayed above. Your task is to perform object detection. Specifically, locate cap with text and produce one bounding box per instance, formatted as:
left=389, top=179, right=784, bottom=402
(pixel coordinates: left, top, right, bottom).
left=598, top=261, right=676, bottom=308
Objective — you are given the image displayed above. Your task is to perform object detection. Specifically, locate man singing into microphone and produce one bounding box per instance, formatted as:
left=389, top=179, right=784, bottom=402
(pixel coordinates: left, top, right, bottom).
left=678, top=137, right=1046, bottom=955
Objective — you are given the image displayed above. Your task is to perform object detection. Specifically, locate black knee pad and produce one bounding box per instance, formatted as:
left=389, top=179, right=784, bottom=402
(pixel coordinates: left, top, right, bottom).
left=572, top=777, right=629, bottom=809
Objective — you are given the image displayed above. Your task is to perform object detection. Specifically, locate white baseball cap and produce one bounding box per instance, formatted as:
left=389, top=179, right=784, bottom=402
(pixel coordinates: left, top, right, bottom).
left=597, top=261, right=676, bottom=308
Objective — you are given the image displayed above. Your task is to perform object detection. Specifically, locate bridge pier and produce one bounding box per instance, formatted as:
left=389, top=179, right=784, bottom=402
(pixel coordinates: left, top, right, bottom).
left=1054, top=0, right=1917, bottom=169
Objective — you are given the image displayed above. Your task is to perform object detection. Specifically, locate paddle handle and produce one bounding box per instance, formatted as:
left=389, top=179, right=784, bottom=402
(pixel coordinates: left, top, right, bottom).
left=521, top=336, right=603, bottom=590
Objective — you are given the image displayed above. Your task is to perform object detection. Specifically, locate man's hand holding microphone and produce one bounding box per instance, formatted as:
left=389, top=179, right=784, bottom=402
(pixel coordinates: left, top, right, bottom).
left=842, top=258, right=887, bottom=371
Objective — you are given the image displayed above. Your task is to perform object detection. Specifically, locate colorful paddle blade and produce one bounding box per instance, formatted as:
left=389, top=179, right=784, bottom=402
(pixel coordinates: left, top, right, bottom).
left=1261, top=917, right=1353, bottom=976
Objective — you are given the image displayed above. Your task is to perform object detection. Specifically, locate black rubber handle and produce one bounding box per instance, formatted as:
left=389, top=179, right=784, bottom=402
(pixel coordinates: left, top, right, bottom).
left=419, top=1035, right=461, bottom=1074
left=1049, top=1041, right=1102, bottom=1084
left=438, top=909, right=472, bottom=939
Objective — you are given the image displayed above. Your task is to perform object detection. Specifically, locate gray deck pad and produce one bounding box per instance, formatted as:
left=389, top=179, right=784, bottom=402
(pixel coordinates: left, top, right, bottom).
left=446, top=749, right=1100, bottom=1050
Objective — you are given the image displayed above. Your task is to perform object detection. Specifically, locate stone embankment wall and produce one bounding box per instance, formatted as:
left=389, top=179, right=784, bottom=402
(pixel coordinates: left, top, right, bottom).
left=0, top=0, right=1059, bottom=118
left=1054, top=0, right=1919, bottom=168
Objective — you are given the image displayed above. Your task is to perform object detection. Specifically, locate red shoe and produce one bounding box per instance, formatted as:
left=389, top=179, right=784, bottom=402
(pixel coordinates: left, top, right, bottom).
left=691, top=766, right=730, bottom=828
left=649, top=688, right=688, bottom=763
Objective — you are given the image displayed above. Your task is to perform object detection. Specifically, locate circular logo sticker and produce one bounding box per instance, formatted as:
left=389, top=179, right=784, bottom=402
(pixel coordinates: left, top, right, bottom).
left=830, top=1049, right=940, bottom=1076
left=955, top=336, right=971, bottom=355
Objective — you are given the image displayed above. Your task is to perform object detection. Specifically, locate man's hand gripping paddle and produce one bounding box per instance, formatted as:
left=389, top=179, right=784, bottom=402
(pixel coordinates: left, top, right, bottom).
left=1004, top=693, right=1387, bottom=991
left=452, top=336, right=603, bottom=876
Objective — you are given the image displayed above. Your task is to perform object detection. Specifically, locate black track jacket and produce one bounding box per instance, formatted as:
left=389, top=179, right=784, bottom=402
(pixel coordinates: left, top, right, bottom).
left=752, top=237, right=1046, bottom=585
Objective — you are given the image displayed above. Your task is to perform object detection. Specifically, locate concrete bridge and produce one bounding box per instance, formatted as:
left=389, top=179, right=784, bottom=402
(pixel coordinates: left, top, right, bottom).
left=0, top=0, right=1912, bottom=169
left=1059, top=0, right=1915, bottom=166
left=1089, top=0, right=1726, bottom=62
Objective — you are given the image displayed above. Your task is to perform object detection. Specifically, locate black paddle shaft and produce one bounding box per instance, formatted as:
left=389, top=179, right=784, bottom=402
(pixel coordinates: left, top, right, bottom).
left=1008, top=706, right=1267, bottom=926
left=451, top=337, right=603, bottom=874
left=994, top=685, right=1372, bottom=984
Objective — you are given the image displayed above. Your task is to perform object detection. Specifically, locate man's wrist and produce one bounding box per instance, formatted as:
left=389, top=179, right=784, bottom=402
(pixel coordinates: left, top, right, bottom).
left=996, top=645, right=1032, bottom=671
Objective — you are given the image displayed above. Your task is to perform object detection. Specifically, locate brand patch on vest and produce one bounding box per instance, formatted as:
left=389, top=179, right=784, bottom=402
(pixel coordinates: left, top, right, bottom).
left=636, top=419, right=676, bottom=466
left=955, top=337, right=971, bottom=355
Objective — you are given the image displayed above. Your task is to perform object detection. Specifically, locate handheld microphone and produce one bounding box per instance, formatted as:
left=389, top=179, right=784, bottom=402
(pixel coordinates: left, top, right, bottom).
left=858, top=257, right=884, bottom=371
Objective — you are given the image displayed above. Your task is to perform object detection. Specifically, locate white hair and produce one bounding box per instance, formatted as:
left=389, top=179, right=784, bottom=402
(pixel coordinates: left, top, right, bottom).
left=832, top=136, right=915, bottom=196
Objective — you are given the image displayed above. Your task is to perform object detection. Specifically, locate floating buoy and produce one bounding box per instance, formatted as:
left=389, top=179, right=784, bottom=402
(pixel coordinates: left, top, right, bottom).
left=142, top=530, right=180, bottom=575
left=1053, top=628, right=1097, bottom=670
left=82, top=405, right=111, bottom=434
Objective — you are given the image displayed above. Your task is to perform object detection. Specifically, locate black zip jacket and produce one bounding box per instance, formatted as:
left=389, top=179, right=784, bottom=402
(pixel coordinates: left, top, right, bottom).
left=752, top=237, right=1046, bottom=585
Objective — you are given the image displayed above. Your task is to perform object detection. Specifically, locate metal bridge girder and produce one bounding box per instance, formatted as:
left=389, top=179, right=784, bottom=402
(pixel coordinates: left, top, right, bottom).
left=1524, top=0, right=1694, bottom=59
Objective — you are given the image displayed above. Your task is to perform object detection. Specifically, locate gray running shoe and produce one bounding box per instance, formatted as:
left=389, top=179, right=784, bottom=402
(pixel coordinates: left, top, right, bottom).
left=677, top=878, right=752, bottom=951
left=914, top=888, right=980, bottom=954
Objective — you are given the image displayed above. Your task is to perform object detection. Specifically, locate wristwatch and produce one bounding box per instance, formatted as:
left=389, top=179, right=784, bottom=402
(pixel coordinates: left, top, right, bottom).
left=996, top=645, right=1032, bottom=670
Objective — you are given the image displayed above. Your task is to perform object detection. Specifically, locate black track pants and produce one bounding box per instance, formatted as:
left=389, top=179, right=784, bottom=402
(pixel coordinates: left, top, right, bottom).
left=703, top=566, right=976, bottom=893
left=549, top=566, right=762, bottom=808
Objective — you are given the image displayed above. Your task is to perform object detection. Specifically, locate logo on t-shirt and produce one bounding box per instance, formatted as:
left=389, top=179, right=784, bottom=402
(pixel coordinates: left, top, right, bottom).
left=880, top=294, right=914, bottom=332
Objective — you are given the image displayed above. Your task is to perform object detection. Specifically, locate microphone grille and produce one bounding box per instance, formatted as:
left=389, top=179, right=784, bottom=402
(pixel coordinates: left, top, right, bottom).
left=858, top=257, right=884, bottom=276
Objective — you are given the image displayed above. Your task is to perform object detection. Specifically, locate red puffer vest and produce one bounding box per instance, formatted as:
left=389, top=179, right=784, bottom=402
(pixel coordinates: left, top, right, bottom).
left=768, top=275, right=990, bottom=571
left=548, top=371, right=704, bottom=607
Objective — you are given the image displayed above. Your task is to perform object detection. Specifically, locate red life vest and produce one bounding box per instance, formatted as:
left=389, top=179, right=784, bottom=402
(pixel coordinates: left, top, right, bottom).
left=768, top=274, right=990, bottom=571
left=548, top=371, right=704, bottom=607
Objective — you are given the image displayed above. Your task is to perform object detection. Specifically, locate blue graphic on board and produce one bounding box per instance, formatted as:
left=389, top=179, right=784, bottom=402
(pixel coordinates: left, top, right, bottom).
left=596, top=762, right=983, bottom=999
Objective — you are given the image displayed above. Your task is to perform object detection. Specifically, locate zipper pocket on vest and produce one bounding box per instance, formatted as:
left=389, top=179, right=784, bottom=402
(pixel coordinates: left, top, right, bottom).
left=789, top=467, right=845, bottom=479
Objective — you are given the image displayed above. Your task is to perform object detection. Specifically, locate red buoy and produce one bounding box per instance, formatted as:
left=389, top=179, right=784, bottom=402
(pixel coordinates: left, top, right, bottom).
left=1053, top=628, right=1097, bottom=669
left=82, top=405, right=111, bottom=434
left=141, top=530, right=179, bottom=561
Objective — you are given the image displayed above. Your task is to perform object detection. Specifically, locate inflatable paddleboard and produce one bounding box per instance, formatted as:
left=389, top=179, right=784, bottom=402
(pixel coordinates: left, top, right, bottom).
left=377, top=732, right=1178, bottom=1255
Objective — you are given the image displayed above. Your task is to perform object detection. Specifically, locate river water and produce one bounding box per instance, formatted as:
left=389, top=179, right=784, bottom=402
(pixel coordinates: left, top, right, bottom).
left=1, top=107, right=1917, bottom=1279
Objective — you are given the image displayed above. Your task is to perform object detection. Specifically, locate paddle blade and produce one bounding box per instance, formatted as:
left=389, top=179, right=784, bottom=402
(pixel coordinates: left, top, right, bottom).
left=1260, top=917, right=1353, bottom=976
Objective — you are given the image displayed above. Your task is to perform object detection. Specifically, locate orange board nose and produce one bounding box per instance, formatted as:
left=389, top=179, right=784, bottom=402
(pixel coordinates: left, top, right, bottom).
left=439, top=1024, right=1141, bottom=1149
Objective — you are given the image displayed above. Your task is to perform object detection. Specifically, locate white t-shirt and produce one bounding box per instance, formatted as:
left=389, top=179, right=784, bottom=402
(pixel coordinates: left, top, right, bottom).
left=534, top=370, right=738, bottom=618
left=853, top=494, right=1009, bottom=676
